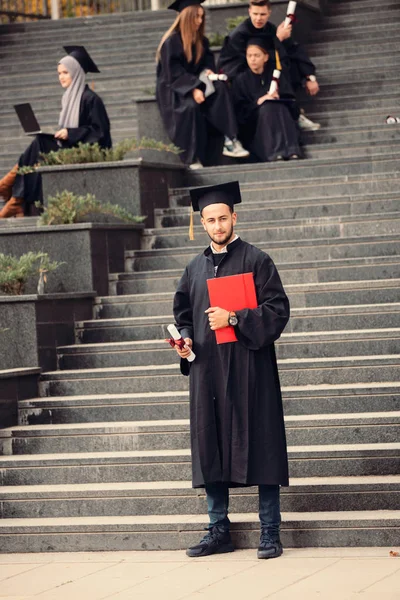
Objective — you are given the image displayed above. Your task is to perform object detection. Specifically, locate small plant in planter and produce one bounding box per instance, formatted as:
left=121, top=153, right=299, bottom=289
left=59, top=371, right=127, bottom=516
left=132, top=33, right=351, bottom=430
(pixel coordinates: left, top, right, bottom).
left=18, top=137, right=181, bottom=174
left=36, top=191, right=146, bottom=226
left=0, top=252, right=63, bottom=296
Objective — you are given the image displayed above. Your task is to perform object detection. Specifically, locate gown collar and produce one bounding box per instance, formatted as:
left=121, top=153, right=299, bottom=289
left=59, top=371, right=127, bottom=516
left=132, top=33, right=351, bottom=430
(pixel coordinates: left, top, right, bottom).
left=204, top=236, right=242, bottom=257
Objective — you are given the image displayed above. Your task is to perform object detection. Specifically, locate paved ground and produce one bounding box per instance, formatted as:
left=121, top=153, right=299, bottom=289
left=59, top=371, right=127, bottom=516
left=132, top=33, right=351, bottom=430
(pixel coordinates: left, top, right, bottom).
left=0, top=548, right=399, bottom=599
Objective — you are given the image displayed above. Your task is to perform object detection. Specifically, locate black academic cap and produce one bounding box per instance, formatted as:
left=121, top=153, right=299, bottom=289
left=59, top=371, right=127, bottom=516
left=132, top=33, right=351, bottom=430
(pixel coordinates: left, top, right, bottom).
left=190, top=181, right=242, bottom=213
left=246, top=36, right=274, bottom=53
left=63, top=45, right=100, bottom=73
left=168, top=0, right=204, bottom=12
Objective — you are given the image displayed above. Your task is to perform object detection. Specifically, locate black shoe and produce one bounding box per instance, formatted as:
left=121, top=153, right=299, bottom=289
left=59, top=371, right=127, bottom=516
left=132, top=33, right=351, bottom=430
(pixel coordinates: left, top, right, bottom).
left=257, top=530, right=283, bottom=559
left=186, top=525, right=234, bottom=558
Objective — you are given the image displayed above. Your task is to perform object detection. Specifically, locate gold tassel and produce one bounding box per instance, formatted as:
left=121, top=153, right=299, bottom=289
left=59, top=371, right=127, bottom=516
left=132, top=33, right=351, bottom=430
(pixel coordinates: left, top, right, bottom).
left=189, top=207, right=194, bottom=241
left=275, top=50, right=282, bottom=71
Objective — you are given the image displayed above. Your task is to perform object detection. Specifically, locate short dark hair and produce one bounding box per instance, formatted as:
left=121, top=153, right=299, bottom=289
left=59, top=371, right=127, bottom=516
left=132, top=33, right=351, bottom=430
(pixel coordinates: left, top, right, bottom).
left=200, top=205, right=234, bottom=217
left=249, top=0, right=271, bottom=8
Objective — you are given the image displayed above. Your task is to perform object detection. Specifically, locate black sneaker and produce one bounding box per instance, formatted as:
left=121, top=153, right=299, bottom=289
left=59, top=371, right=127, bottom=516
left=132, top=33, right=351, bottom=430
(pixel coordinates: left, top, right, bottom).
left=186, top=525, right=234, bottom=558
left=257, top=530, right=283, bottom=559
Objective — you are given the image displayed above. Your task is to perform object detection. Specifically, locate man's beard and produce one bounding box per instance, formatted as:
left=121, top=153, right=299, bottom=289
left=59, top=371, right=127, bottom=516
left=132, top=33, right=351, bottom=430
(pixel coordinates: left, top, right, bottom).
left=207, top=224, right=234, bottom=247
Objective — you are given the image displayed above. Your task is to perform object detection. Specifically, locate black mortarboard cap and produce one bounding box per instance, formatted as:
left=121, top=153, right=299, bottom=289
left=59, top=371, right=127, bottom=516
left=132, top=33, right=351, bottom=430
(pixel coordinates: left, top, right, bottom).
left=246, top=36, right=274, bottom=53
left=168, top=0, right=204, bottom=12
left=63, top=46, right=100, bottom=73
left=190, top=181, right=242, bottom=213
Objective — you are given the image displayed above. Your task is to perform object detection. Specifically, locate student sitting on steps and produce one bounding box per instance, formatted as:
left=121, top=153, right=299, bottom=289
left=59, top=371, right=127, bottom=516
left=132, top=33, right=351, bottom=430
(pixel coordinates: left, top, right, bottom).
left=156, top=0, right=249, bottom=169
left=0, top=46, right=111, bottom=219
left=218, top=0, right=321, bottom=132
left=232, top=38, right=301, bottom=163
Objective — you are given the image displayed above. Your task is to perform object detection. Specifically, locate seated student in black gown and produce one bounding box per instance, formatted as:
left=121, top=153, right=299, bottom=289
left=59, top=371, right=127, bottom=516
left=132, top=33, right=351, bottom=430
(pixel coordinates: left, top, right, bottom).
left=156, top=0, right=249, bottom=169
left=219, top=0, right=320, bottom=132
left=232, top=38, right=301, bottom=162
left=0, top=46, right=111, bottom=219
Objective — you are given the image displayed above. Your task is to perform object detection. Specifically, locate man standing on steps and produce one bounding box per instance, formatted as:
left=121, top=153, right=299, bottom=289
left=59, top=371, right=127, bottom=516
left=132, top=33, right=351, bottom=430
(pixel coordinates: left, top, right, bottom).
left=170, top=181, right=290, bottom=559
left=219, top=0, right=321, bottom=131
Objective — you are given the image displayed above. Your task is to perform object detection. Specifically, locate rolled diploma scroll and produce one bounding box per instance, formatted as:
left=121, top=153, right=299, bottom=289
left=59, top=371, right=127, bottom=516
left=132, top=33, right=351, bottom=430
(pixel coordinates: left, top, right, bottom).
left=208, top=73, right=228, bottom=81
left=268, top=69, right=281, bottom=95
left=167, top=324, right=196, bottom=362
left=284, top=1, right=297, bottom=27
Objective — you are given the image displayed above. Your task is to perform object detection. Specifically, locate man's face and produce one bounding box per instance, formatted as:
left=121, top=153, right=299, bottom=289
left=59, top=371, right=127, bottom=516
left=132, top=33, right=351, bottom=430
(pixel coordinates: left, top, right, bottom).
left=246, top=45, right=269, bottom=73
left=248, top=5, right=271, bottom=29
left=201, top=203, right=237, bottom=247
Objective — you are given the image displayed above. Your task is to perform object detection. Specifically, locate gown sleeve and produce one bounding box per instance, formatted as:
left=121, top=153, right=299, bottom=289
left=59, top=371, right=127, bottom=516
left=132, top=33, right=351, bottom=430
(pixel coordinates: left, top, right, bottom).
left=232, top=73, right=259, bottom=126
left=218, top=29, right=248, bottom=79
left=234, top=254, right=290, bottom=350
left=67, top=93, right=111, bottom=147
left=173, top=266, right=194, bottom=376
left=284, top=39, right=316, bottom=79
left=159, top=34, right=203, bottom=96
left=202, top=37, right=216, bottom=72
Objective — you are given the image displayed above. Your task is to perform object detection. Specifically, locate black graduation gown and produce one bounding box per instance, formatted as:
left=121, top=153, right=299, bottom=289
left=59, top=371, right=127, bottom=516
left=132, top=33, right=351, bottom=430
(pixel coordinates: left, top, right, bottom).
left=12, top=86, right=112, bottom=208
left=232, top=66, right=300, bottom=162
left=173, top=238, right=290, bottom=488
left=218, top=18, right=315, bottom=92
left=156, top=32, right=237, bottom=166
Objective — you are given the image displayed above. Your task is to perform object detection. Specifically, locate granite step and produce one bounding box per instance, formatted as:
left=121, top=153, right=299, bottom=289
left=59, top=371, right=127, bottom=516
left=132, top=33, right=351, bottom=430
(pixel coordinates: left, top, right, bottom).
left=57, top=329, right=400, bottom=371
left=305, top=142, right=400, bottom=161
left=127, top=234, right=400, bottom=272
left=2, top=412, right=399, bottom=455
left=18, top=384, right=400, bottom=426
left=112, top=256, right=400, bottom=295
left=1, top=476, right=399, bottom=519
left=0, top=444, right=398, bottom=485
left=76, top=303, right=400, bottom=344
left=38, top=356, right=400, bottom=396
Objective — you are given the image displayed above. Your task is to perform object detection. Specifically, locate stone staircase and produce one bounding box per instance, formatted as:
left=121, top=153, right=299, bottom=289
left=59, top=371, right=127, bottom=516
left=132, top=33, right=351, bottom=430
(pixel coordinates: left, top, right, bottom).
left=0, top=0, right=400, bottom=552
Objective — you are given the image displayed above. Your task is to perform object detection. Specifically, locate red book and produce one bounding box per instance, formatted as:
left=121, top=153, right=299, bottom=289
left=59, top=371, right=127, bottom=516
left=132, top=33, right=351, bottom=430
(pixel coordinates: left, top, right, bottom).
left=207, top=272, right=258, bottom=344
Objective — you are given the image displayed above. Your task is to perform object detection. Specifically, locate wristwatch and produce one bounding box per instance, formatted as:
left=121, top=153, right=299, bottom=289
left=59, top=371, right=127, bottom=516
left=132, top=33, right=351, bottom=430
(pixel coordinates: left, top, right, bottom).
left=307, top=75, right=317, bottom=82
left=228, top=311, right=238, bottom=326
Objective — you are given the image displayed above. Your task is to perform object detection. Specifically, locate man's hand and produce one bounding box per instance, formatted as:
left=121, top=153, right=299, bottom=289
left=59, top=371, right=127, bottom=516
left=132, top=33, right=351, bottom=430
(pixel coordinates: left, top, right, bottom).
left=54, top=128, right=68, bottom=140
left=257, top=90, right=279, bottom=105
left=170, top=337, right=193, bottom=359
left=192, top=89, right=205, bottom=104
left=305, top=79, right=320, bottom=96
left=205, top=306, right=230, bottom=330
left=277, top=21, right=292, bottom=41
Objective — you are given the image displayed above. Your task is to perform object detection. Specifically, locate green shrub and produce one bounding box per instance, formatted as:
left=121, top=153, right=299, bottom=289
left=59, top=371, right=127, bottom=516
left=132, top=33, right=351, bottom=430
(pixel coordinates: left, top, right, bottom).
left=226, top=15, right=247, bottom=32
left=37, top=190, right=146, bottom=226
left=0, top=252, right=63, bottom=295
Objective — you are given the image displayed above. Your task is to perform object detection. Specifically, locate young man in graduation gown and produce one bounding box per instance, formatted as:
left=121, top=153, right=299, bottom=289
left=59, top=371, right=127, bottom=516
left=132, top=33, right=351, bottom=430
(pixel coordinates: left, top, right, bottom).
left=171, top=181, right=290, bottom=559
left=232, top=38, right=301, bottom=162
left=0, top=46, right=111, bottom=218
left=218, top=0, right=321, bottom=131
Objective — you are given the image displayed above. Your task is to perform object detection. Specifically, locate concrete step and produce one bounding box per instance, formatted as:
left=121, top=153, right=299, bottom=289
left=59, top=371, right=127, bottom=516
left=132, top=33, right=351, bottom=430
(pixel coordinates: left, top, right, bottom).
left=0, top=444, right=399, bottom=485
left=154, top=195, right=400, bottom=229
left=112, top=256, right=400, bottom=295
left=18, top=384, right=400, bottom=425
left=2, top=412, right=400, bottom=455
left=39, top=356, right=400, bottom=396
left=305, top=142, right=400, bottom=161
left=128, top=233, right=400, bottom=272
left=79, top=302, right=400, bottom=343
left=1, top=476, right=399, bottom=519
left=57, top=329, right=400, bottom=371
left=0, top=510, right=398, bottom=552
left=140, top=213, right=400, bottom=250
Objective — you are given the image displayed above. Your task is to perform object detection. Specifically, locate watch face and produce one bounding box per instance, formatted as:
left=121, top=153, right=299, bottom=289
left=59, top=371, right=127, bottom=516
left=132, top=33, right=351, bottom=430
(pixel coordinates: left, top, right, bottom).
left=229, top=316, right=238, bottom=326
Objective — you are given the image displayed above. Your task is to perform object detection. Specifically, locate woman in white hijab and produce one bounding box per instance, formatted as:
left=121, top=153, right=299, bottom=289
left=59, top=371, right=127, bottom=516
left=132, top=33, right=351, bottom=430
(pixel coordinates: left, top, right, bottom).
left=0, top=46, right=111, bottom=218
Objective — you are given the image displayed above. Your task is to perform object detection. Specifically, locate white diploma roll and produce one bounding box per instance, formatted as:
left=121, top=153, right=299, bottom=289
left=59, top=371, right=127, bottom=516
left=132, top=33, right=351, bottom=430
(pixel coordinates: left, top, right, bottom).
left=208, top=73, right=228, bottom=81
left=285, top=1, right=297, bottom=27
left=268, top=69, right=281, bottom=95
left=167, top=324, right=196, bottom=362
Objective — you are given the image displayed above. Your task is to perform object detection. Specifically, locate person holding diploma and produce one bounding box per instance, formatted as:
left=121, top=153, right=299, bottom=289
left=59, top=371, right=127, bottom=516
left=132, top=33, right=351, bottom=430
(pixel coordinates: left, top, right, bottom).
left=0, top=46, right=111, bottom=219
left=232, top=38, right=301, bottom=162
left=156, top=0, right=249, bottom=168
left=171, top=181, right=290, bottom=559
left=218, top=0, right=321, bottom=131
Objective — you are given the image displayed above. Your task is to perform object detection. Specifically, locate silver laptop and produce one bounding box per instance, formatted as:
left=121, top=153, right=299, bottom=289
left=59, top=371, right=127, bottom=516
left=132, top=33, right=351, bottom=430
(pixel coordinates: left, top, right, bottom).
left=14, top=103, right=57, bottom=137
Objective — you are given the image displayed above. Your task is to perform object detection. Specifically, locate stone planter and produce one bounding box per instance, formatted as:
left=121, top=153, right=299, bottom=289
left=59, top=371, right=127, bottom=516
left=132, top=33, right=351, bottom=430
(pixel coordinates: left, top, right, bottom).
left=0, top=293, right=94, bottom=373
left=39, top=159, right=185, bottom=228
left=0, top=222, right=143, bottom=296
left=0, top=368, right=40, bottom=429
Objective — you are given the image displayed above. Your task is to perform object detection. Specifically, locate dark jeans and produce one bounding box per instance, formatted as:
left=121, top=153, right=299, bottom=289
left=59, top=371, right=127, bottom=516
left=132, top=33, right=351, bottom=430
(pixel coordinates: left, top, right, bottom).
left=205, top=482, right=281, bottom=535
